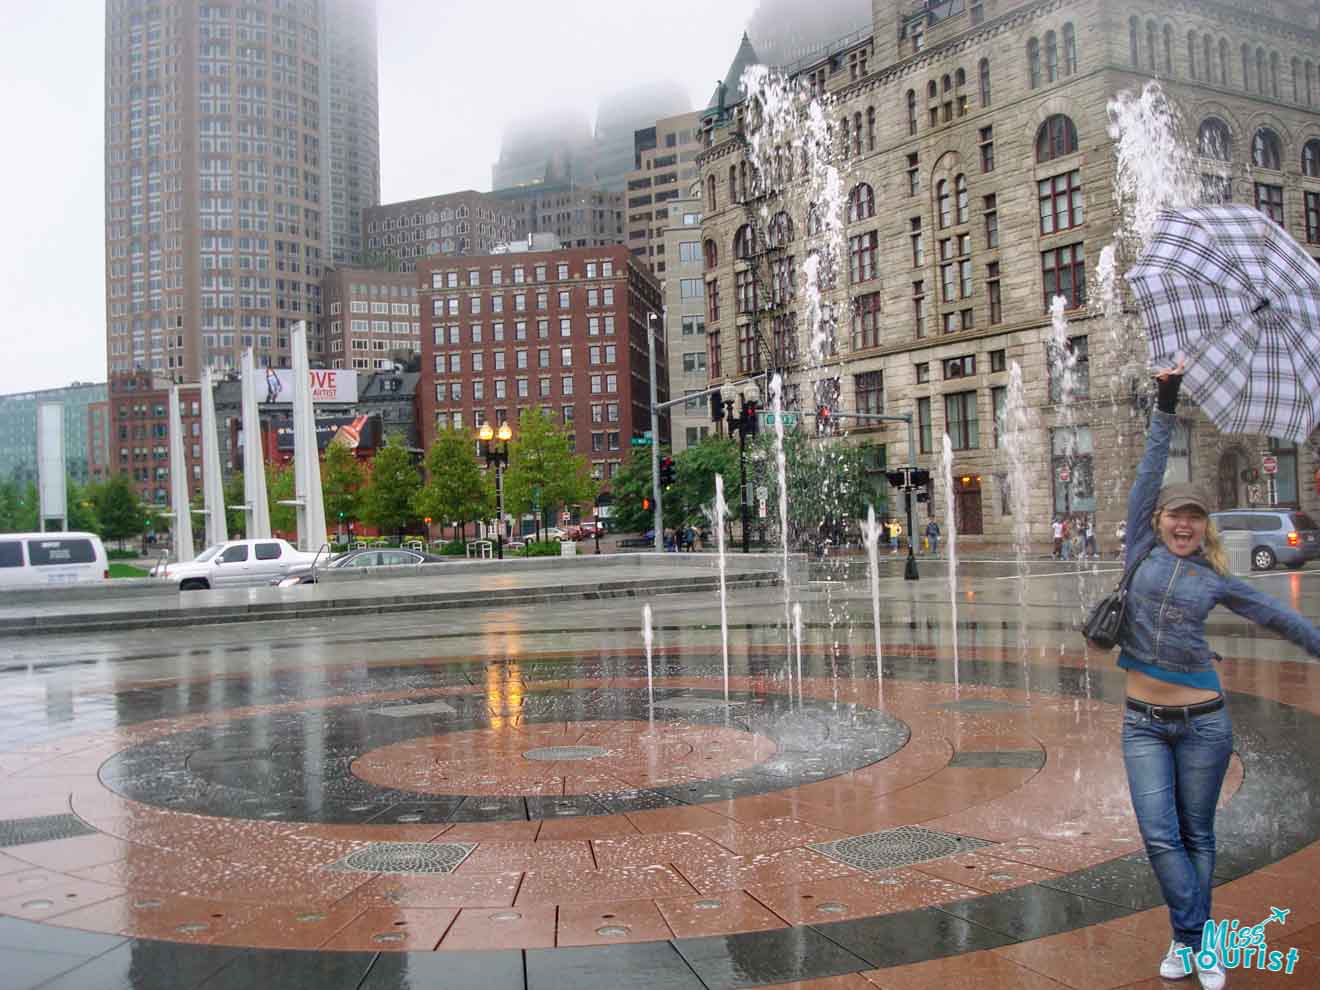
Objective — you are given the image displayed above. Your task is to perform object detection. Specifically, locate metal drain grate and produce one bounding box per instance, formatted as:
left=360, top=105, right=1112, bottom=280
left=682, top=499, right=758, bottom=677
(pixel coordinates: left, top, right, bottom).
left=810, top=826, right=992, bottom=872
left=948, top=749, right=1045, bottom=769
left=0, top=814, right=97, bottom=849
left=369, top=701, right=458, bottom=718
left=934, top=699, right=1030, bottom=714
left=523, top=746, right=607, bottom=762
left=329, top=841, right=475, bottom=875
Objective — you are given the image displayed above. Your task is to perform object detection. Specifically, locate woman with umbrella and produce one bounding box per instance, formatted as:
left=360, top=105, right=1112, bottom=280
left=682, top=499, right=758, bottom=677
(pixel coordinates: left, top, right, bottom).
left=1120, top=202, right=1320, bottom=989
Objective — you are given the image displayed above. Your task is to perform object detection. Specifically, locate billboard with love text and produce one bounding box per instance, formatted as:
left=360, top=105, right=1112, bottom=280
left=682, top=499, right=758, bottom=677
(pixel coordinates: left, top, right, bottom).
left=255, top=367, right=358, bottom=404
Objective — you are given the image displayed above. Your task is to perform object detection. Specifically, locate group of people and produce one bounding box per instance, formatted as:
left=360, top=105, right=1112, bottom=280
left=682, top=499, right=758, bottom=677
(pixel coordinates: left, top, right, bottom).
left=662, top=526, right=707, bottom=552
left=879, top=518, right=943, bottom=555
left=1051, top=513, right=1098, bottom=559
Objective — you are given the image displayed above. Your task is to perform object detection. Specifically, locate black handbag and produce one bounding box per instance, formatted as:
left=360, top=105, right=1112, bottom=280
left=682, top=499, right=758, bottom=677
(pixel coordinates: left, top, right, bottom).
left=1082, top=545, right=1153, bottom=650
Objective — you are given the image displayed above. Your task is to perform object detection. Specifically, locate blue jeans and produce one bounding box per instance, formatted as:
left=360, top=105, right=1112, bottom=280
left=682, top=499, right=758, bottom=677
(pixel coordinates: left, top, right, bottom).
left=1122, top=705, right=1233, bottom=947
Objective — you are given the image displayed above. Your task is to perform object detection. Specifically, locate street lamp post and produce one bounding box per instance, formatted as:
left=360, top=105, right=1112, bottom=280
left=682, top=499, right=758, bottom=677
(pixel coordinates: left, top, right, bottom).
left=479, top=421, right=512, bottom=560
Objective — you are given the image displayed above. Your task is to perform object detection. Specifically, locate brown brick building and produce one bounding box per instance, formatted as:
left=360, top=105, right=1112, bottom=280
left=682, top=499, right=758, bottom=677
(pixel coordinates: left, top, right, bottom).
left=419, top=245, right=666, bottom=487
left=109, top=372, right=203, bottom=507
left=322, top=267, right=421, bottom=371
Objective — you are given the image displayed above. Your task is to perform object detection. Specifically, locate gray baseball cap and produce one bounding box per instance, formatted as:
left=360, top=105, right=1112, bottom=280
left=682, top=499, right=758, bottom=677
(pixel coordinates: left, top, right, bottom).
left=1158, top=483, right=1210, bottom=514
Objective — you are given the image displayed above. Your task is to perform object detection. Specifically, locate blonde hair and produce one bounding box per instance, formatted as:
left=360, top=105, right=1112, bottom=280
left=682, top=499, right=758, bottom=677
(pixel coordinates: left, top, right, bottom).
left=1151, top=509, right=1229, bottom=576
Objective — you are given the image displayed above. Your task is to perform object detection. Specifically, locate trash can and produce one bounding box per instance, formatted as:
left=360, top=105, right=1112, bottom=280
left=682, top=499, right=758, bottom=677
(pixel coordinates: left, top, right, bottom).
left=560, top=540, right=576, bottom=557
left=1221, top=530, right=1252, bottom=576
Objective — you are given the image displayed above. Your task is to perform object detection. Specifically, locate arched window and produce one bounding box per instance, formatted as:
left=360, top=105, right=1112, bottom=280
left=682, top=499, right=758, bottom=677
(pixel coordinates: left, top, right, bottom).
left=1045, top=31, right=1058, bottom=82
left=1146, top=20, right=1157, bottom=71
left=847, top=183, right=875, bottom=223
left=839, top=116, right=850, bottom=157
left=1303, top=139, right=1320, bottom=178
left=1257, top=48, right=1267, bottom=94
left=1292, top=57, right=1301, bottom=103
left=1198, top=117, right=1233, bottom=160
left=806, top=202, right=822, bottom=236
left=937, top=179, right=952, bottom=229
left=707, top=175, right=717, bottom=211
left=979, top=58, right=992, bottom=106
left=1188, top=31, right=1198, bottom=79
left=703, top=238, right=719, bottom=270
left=954, top=68, right=967, bottom=115
left=906, top=89, right=917, bottom=135
left=1063, top=23, right=1077, bottom=75
left=866, top=106, right=876, bottom=151
left=1252, top=128, right=1282, bottom=170
left=727, top=166, right=737, bottom=204
left=1129, top=17, right=1140, bottom=66
left=927, top=80, right=938, bottom=100
left=1028, top=37, right=1041, bottom=88
left=733, top=224, right=756, bottom=259
left=1219, top=39, right=1230, bottom=86
left=1271, top=51, right=1281, bottom=99
left=769, top=212, right=794, bottom=248
left=955, top=174, right=969, bottom=224
left=942, top=73, right=952, bottom=93
left=853, top=111, right=863, bottom=155
left=1242, top=44, right=1252, bottom=90
left=1204, top=36, right=1213, bottom=82
left=738, top=162, right=748, bottom=201
left=1036, top=114, right=1079, bottom=162
left=1308, top=62, right=1316, bottom=106
left=1163, top=25, right=1173, bottom=74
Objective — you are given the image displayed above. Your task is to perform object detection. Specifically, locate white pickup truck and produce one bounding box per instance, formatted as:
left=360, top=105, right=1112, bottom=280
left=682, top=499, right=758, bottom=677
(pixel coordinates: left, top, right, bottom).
left=157, top=539, right=321, bottom=591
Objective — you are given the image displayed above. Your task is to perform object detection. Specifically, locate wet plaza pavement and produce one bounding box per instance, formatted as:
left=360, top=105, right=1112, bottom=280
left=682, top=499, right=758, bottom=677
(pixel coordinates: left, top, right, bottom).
left=1, top=559, right=1319, bottom=989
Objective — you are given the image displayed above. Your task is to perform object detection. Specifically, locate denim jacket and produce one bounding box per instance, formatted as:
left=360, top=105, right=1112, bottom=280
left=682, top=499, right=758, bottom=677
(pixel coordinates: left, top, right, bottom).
left=1120, top=410, right=1320, bottom=670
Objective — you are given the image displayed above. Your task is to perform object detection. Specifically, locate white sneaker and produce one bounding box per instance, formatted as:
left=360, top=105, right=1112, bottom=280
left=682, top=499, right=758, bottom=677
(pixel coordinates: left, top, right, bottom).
left=1160, top=941, right=1194, bottom=979
left=1196, top=952, right=1227, bottom=990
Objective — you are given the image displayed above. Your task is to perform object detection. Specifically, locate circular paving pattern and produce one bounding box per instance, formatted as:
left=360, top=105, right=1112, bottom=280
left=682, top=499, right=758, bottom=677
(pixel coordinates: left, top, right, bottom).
left=97, top=686, right=909, bottom=822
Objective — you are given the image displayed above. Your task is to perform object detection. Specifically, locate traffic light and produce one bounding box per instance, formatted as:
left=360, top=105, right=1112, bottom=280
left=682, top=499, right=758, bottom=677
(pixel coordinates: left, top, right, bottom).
left=817, top=405, right=834, bottom=436
left=742, top=400, right=759, bottom=435
left=910, top=468, right=932, bottom=488
left=659, top=456, right=676, bottom=488
left=710, top=392, right=725, bottom=423
left=642, top=497, right=651, bottom=511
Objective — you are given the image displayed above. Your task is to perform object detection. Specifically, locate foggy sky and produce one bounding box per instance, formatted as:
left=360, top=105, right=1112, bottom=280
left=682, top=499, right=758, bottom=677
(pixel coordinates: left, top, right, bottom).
left=0, top=0, right=761, bottom=396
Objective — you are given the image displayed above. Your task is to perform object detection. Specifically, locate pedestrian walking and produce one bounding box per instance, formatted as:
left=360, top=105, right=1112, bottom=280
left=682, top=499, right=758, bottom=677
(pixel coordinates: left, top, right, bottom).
left=1115, top=519, right=1127, bottom=559
left=886, top=519, right=902, bottom=554
left=925, top=519, right=941, bottom=556
left=1115, top=363, right=1320, bottom=989
left=1084, top=518, right=1098, bottom=559
left=1052, top=517, right=1064, bottom=559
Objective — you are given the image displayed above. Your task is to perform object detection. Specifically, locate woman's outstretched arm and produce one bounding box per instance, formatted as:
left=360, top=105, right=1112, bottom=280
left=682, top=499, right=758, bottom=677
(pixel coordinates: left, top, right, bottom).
left=1126, top=367, right=1183, bottom=567
left=1219, top=577, right=1320, bottom=658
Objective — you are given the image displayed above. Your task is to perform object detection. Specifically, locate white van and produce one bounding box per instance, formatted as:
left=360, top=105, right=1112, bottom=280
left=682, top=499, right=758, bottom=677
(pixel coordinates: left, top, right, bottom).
left=0, top=532, right=110, bottom=588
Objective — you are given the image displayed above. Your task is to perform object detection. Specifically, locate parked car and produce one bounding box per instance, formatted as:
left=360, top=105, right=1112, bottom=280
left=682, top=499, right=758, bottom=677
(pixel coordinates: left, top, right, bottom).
left=541, top=527, right=569, bottom=541
left=1210, top=509, right=1320, bottom=571
left=0, top=533, right=109, bottom=588
left=158, top=539, right=320, bottom=591
left=276, top=547, right=443, bottom=587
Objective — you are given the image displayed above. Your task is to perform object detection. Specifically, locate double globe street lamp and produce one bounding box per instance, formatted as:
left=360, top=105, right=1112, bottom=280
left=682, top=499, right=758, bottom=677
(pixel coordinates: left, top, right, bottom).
left=478, top=421, right=512, bottom=560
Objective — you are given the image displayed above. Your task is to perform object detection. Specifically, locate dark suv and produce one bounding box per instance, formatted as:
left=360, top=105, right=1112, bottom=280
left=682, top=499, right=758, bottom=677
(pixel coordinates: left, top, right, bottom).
left=1209, top=509, right=1320, bottom=571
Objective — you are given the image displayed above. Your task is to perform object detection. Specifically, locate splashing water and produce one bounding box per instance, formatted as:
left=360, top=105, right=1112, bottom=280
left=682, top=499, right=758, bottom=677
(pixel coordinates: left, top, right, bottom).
left=770, top=374, right=792, bottom=663
left=792, top=601, right=804, bottom=706
left=860, top=505, right=885, bottom=698
left=642, top=604, right=654, bottom=710
left=1107, top=81, right=1203, bottom=250
left=999, top=361, right=1035, bottom=679
left=941, top=434, right=960, bottom=687
left=711, top=475, right=731, bottom=703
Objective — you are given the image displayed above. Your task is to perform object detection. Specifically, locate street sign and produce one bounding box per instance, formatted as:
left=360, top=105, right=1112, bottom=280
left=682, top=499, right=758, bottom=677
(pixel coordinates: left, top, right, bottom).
left=643, top=430, right=653, bottom=440
left=759, top=412, right=799, bottom=430
left=755, top=485, right=768, bottom=503
left=1262, top=455, right=1279, bottom=475
left=1058, top=465, right=1071, bottom=482
left=758, top=498, right=768, bottom=519
left=630, top=436, right=652, bottom=447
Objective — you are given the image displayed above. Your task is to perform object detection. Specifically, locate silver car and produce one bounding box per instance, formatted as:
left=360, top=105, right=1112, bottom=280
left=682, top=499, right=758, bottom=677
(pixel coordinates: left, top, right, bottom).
left=159, top=539, right=319, bottom=591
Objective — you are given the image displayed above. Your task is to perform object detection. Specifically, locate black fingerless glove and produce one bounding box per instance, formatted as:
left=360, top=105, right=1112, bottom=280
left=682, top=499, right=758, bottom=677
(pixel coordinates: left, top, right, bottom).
left=1155, top=374, right=1182, bottom=414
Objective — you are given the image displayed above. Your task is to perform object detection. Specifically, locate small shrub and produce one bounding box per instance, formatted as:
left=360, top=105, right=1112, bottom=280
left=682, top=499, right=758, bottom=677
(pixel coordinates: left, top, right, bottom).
left=519, top=540, right=565, bottom=557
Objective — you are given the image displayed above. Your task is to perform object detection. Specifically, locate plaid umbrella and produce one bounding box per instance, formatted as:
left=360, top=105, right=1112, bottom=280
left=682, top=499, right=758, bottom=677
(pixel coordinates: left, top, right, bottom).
left=1125, top=204, right=1320, bottom=442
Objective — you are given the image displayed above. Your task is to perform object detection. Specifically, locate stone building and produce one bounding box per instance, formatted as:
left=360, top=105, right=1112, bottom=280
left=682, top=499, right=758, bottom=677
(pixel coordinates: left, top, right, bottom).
left=696, top=0, right=1320, bottom=550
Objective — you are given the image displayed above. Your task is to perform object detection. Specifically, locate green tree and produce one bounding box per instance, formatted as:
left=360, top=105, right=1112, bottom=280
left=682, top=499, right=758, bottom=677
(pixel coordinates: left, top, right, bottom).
left=67, top=480, right=101, bottom=534
left=415, top=425, right=493, bottom=541
left=0, top=480, right=24, bottom=533
left=267, top=463, right=296, bottom=534
left=670, top=437, right=739, bottom=529
left=502, top=408, right=596, bottom=530
left=361, top=433, right=421, bottom=539
left=749, top=430, right=876, bottom=547
left=223, top=470, right=246, bottom=537
left=321, top=441, right=366, bottom=533
left=92, top=474, right=144, bottom=548
left=605, top=448, right=655, bottom=535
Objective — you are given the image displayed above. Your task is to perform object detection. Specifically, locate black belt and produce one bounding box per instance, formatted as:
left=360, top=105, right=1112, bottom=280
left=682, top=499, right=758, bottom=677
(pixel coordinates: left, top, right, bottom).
left=1126, top=696, right=1224, bottom=721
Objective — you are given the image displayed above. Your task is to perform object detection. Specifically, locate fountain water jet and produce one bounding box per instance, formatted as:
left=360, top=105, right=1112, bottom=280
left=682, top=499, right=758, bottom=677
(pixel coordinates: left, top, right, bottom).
left=770, top=374, right=793, bottom=667
left=1000, top=361, right=1035, bottom=691
left=712, top=474, right=731, bottom=703
left=642, top=603, right=654, bottom=711
left=860, top=505, right=885, bottom=700
left=792, top=601, right=804, bottom=706
left=941, top=434, right=960, bottom=688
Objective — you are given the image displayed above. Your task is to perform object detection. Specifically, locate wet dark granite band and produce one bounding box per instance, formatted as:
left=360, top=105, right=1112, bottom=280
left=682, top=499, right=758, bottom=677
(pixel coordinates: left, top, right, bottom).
left=20, top=652, right=1320, bottom=990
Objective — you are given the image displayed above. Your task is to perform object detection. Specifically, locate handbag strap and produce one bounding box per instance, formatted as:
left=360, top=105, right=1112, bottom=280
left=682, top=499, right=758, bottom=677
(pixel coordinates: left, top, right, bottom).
left=1114, top=543, right=1155, bottom=594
